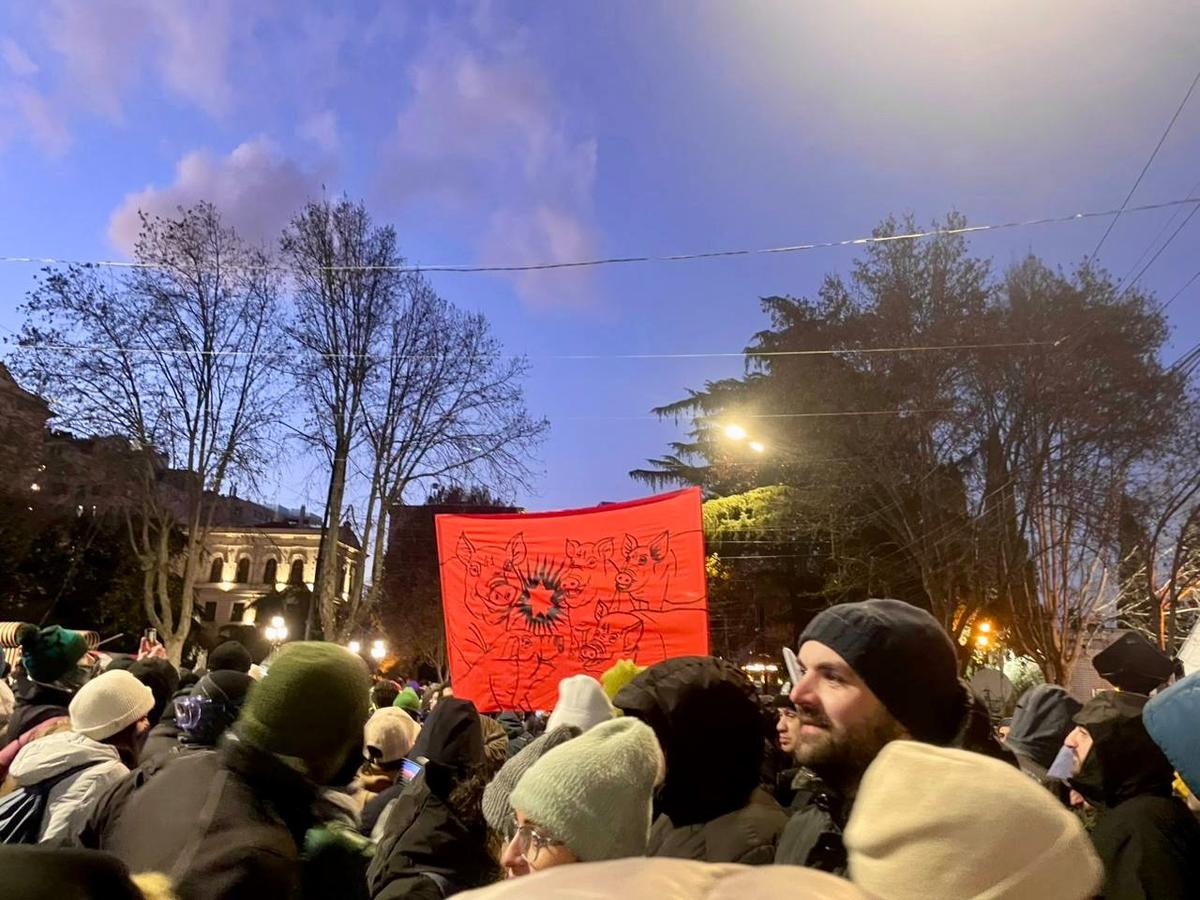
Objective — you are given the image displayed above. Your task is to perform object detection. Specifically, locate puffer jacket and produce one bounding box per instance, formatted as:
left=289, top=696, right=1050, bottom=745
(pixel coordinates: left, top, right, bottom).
left=1070, top=691, right=1200, bottom=900
left=1143, top=670, right=1200, bottom=795
left=452, top=858, right=866, bottom=899
left=614, top=657, right=787, bottom=864
left=8, top=730, right=129, bottom=845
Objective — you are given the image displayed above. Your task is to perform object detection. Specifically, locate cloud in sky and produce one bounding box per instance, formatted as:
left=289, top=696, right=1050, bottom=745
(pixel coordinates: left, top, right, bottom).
left=299, top=109, right=339, bottom=154
left=381, top=14, right=600, bottom=308
left=107, top=137, right=324, bottom=254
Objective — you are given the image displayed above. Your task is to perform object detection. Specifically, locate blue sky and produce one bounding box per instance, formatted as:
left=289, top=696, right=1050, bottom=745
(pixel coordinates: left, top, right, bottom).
left=2, top=1, right=1200, bottom=515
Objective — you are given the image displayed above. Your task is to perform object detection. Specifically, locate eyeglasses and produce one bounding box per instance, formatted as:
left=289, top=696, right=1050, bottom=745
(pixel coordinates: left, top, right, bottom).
left=505, top=815, right=565, bottom=864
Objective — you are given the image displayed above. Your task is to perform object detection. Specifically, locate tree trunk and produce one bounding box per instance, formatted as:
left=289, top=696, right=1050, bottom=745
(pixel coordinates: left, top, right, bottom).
left=314, top=441, right=351, bottom=638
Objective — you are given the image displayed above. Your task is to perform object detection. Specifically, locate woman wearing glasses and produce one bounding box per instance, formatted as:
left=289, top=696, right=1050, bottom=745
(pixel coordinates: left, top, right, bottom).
left=500, top=717, right=662, bottom=877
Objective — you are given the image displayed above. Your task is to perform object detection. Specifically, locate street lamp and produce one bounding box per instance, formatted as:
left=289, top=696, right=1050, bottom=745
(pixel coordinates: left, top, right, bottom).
left=348, top=640, right=362, bottom=654
left=748, top=440, right=766, bottom=454
left=370, top=639, right=386, bottom=661
left=723, top=424, right=747, bottom=441
left=264, top=615, right=288, bottom=655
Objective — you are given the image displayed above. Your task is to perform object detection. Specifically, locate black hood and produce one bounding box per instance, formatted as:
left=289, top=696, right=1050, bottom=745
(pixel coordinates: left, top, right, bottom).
left=129, top=658, right=180, bottom=727
left=1070, top=691, right=1174, bottom=809
left=615, top=656, right=770, bottom=827
left=411, top=697, right=484, bottom=770
left=1005, top=684, right=1082, bottom=771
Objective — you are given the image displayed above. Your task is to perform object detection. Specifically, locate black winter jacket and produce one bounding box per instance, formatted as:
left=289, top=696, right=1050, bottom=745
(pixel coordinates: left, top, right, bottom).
left=95, top=733, right=319, bottom=900
left=1070, top=691, right=1200, bottom=900
left=3, top=673, right=72, bottom=743
left=614, top=657, right=786, bottom=864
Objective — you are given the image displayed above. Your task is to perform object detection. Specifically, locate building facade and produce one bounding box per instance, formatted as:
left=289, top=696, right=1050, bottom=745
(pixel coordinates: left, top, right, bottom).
left=195, top=520, right=362, bottom=630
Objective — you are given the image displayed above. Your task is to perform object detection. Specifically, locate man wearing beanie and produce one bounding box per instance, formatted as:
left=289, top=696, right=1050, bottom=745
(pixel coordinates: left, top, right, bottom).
left=95, top=642, right=372, bottom=899
left=545, top=674, right=614, bottom=734
left=500, top=717, right=661, bottom=876
left=1064, top=690, right=1200, bottom=899
left=393, top=685, right=421, bottom=720
left=774, top=598, right=967, bottom=872
left=5, top=624, right=93, bottom=743
left=8, top=669, right=154, bottom=845
left=843, top=741, right=1104, bottom=899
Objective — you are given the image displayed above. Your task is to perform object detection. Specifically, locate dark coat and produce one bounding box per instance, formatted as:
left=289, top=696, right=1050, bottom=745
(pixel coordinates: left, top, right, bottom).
left=1005, top=684, right=1082, bottom=772
left=138, top=688, right=190, bottom=762
left=1071, top=691, right=1200, bottom=900
left=614, top=657, right=786, bottom=864
left=3, top=673, right=72, bottom=744
left=94, top=734, right=319, bottom=900
left=772, top=777, right=849, bottom=874
left=367, top=699, right=498, bottom=899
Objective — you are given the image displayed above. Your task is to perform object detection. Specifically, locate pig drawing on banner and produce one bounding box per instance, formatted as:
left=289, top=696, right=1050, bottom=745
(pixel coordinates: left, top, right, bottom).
left=435, top=488, right=709, bottom=711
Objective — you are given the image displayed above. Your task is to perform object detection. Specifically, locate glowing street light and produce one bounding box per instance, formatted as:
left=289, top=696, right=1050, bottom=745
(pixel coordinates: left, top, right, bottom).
left=748, top=440, right=766, bottom=454
left=264, top=615, right=288, bottom=653
left=370, top=639, right=386, bottom=661
left=348, top=640, right=362, bottom=654
left=724, top=424, right=747, bottom=441
left=975, top=634, right=990, bottom=648
left=978, top=621, right=992, bottom=634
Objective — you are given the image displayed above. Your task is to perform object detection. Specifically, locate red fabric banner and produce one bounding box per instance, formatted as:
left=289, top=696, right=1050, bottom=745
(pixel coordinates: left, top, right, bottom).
left=435, top=488, right=709, bottom=711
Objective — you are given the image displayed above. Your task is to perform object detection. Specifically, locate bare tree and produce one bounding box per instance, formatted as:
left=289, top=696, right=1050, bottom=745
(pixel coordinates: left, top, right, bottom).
left=343, top=274, right=547, bottom=640
left=16, top=204, right=279, bottom=662
left=282, top=198, right=401, bottom=638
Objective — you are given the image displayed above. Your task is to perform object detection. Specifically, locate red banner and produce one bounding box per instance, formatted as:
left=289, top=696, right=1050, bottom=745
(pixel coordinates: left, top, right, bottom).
left=435, top=488, right=709, bottom=711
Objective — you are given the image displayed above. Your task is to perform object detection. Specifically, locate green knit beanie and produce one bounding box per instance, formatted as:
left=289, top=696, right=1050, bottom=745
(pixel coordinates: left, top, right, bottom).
left=393, top=687, right=421, bottom=713
left=238, top=642, right=371, bottom=784
left=509, top=717, right=661, bottom=862
left=18, top=624, right=90, bottom=684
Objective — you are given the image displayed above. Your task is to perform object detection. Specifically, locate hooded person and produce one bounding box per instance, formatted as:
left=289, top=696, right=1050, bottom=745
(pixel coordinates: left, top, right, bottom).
left=843, top=741, right=1104, bottom=900
left=1004, top=684, right=1082, bottom=786
left=93, top=642, right=371, bottom=900
left=545, top=675, right=614, bottom=734
left=614, top=656, right=787, bottom=865
left=4, top=624, right=92, bottom=744
left=1064, top=690, right=1200, bottom=899
left=6, top=669, right=155, bottom=845
left=79, top=670, right=257, bottom=849
left=772, top=599, right=968, bottom=873
left=367, top=697, right=501, bottom=899
left=499, top=717, right=662, bottom=877
left=125, top=658, right=180, bottom=761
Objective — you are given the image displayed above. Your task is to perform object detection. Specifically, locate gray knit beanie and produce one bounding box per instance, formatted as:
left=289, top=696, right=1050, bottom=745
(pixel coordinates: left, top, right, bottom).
left=509, top=717, right=662, bottom=862
left=482, top=725, right=580, bottom=833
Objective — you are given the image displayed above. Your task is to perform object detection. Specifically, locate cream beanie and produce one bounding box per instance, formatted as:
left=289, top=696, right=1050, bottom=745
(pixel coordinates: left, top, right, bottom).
left=364, top=706, right=422, bottom=765
left=509, top=717, right=661, bottom=862
left=845, top=741, right=1104, bottom=900
left=69, top=669, right=156, bottom=741
left=545, top=674, right=614, bottom=734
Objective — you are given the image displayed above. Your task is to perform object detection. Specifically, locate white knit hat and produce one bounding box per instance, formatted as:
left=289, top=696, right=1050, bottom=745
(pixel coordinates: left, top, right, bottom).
left=545, top=674, right=614, bottom=734
left=509, top=717, right=661, bottom=862
left=844, top=741, right=1104, bottom=900
left=69, top=669, right=156, bottom=741
left=364, top=706, right=422, bottom=765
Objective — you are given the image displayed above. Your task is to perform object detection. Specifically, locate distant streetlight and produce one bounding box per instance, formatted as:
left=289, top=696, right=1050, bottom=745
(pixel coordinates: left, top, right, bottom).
left=978, top=621, right=992, bottom=634
left=724, top=424, right=747, bottom=441
left=348, top=640, right=362, bottom=654
left=748, top=440, right=766, bottom=454
left=975, top=634, right=990, bottom=648
left=264, top=615, right=289, bottom=655
left=370, top=639, right=386, bottom=661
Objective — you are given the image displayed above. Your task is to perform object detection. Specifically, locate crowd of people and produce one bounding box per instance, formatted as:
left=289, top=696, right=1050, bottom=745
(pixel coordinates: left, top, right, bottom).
left=1, top=597, right=1199, bottom=899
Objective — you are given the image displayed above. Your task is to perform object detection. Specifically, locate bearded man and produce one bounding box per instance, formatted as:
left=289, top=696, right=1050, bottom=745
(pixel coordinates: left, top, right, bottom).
left=774, top=599, right=968, bottom=873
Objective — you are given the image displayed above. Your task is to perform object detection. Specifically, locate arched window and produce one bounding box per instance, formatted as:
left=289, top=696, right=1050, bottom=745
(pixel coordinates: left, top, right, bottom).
left=288, top=558, right=305, bottom=585
left=235, top=557, right=251, bottom=583
left=208, top=557, right=224, bottom=583
left=262, top=558, right=278, bottom=585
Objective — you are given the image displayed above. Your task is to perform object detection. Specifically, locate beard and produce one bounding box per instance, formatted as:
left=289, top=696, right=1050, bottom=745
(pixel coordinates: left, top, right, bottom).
left=792, top=706, right=905, bottom=780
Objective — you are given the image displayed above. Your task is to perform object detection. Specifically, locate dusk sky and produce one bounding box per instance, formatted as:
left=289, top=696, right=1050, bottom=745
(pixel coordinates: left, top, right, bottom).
left=2, top=1, right=1199, bottom=515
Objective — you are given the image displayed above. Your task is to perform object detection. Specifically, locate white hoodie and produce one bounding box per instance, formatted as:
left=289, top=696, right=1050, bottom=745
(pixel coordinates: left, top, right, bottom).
left=9, top=729, right=129, bottom=845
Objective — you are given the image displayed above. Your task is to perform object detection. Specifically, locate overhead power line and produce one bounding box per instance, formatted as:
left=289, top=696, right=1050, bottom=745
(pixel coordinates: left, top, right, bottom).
left=0, top=196, right=1198, bottom=275
left=1090, top=65, right=1200, bottom=261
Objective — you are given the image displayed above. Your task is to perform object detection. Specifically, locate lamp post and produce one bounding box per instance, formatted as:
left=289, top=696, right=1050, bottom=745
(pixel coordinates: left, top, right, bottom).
left=370, top=639, right=386, bottom=664
left=348, top=640, right=362, bottom=655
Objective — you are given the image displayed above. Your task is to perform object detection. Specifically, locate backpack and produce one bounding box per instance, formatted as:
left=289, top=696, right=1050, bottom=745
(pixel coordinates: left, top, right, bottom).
left=0, top=762, right=98, bottom=844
